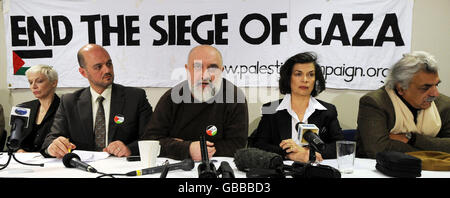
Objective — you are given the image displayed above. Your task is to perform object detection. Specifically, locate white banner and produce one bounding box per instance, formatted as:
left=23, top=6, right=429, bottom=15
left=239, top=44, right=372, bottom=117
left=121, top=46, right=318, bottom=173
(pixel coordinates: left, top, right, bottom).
left=3, top=0, right=412, bottom=90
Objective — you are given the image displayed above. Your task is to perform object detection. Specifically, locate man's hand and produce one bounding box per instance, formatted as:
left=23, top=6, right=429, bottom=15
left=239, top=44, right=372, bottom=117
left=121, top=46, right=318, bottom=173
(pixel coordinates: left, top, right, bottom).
left=48, top=137, right=76, bottom=158
left=389, top=133, right=409, bottom=143
left=16, top=149, right=26, bottom=153
left=103, top=140, right=131, bottom=157
left=189, top=141, right=216, bottom=162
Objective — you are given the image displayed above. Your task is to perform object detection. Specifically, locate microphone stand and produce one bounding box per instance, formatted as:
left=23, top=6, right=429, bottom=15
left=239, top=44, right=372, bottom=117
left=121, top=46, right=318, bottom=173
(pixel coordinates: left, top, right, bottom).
left=197, top=135, right=217, bottom=178
left=0, top=143, right=44, bottom=170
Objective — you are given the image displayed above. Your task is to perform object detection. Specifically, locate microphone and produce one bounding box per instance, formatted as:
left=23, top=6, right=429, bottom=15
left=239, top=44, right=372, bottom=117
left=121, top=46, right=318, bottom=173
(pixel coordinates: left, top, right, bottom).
left=7, top=106, right=31, bottom=150
left=159, top=160, right=170, bottom=178
left=126, top=158, right=194, bottom=176
left=233, top=148, right=284, bottom=172
left=295, top=123, right=325, bottom=153
left=198, top=134, right=217, bottom=178
left=62, top=153, right=98, bottom=173
left=218, top=161, right=235, bottom=178
left=288, top=161, right=341, bottom=178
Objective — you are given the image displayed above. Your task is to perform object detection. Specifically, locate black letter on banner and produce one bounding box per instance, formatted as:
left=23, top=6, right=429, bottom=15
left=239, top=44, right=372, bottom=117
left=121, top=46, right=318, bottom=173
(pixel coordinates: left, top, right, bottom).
left=102, top=15, right=125, bottom=46
left=299, top=14, right=321, bottom=45
left=126, top=16, right=140, bottom=46
left=323, top=14, right=350, bottom=46
left=168, top=15, right=176, bottom=45
left=150, top=15, right=167, bottom=46
left=177, top=15, right=191, bottom=45
left=272, top=13, right=287, bottom=45
left=52, top=16, right=73, bottom=46
left=27, top=16, right=52, bottom=46
left=81, top=15, right=101, bottom=44
left=352, top=14, right=373, bottom=46
left=192, top=14, right=213, bottom=44
left=375, top=13, right=404, bottom=46
left=240, top=13, right=270, bottom=45
left=11, top=16, right=27, bottom=46
left=215, top=14, right=228, bottom=45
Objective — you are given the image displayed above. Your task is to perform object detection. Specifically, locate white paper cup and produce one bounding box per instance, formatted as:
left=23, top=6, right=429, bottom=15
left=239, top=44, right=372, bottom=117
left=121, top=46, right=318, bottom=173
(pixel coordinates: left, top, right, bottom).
left=138, top=140, right=160, bottom=168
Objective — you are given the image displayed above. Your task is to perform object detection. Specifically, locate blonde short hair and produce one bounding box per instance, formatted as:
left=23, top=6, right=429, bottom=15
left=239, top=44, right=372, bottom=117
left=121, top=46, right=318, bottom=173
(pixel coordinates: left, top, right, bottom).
left=25, top=64, right=59, bottom=83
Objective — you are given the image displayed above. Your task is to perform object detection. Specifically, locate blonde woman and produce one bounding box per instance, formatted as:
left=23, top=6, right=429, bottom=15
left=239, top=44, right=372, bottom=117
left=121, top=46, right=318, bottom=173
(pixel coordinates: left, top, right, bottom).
left=16, top=64, right=59, bottom=152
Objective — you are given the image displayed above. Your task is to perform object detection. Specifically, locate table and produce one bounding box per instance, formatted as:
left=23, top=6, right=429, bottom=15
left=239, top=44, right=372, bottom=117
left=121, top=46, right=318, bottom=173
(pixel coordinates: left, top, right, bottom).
left=1, top=152, right=449, bottom=178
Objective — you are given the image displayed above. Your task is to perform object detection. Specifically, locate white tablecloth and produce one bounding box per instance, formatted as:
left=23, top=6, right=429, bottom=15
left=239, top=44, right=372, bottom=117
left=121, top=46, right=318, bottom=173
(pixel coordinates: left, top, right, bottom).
left=1, top=153, right=449, bottom=178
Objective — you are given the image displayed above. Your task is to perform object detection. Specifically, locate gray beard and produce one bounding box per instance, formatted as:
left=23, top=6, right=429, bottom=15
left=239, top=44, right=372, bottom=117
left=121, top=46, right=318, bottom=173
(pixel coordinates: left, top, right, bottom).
left=187, top=75, right=222, bottom=103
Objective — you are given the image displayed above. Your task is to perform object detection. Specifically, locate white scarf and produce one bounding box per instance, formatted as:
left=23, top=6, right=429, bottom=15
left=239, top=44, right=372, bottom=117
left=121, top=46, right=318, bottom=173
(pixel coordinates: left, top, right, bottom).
left=385, top=87, right=441, bottom=137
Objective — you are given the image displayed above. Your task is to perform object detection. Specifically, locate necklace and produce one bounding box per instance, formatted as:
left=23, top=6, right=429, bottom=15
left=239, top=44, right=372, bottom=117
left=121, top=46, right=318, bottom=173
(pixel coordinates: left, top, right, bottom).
left=39, top=106, right=48, bottom=115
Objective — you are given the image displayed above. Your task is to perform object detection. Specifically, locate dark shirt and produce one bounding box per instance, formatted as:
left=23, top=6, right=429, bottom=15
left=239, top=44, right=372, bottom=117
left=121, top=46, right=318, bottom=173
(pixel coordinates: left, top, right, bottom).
left=19, top=94, right=60, bottom=152
left=21, top=122, right=43, bottom=151
left=142, top=79, right=249, bottom=160
left=394, top=88, right=419, bottom=124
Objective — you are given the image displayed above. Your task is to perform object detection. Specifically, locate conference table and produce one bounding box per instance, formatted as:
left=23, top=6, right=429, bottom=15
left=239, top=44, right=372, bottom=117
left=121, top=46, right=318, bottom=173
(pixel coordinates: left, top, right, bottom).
left=1, top=151, right=449, bottom=178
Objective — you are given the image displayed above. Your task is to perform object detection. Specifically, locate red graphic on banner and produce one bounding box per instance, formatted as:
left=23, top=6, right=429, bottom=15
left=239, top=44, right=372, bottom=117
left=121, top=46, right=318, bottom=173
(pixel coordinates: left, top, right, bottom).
left=12, top=51, right=25, bottom=74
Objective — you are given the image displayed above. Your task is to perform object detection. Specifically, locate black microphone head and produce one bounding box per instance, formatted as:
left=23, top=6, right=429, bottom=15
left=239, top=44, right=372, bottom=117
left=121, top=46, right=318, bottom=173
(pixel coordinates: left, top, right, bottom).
left=10, top=106, right=30, bottom=128
left=218, top=161, right=235, bottom=178
left=294, top=122, right=301, bottom=132
left=7, top=118, right=26, bottom=151
left=234, top=148, right=283, bottom=172
left=62, top=153, right=81, bottom=168
left=303, top=131, right=325, bottom=152
left=181, top=158, right=195, bottom=171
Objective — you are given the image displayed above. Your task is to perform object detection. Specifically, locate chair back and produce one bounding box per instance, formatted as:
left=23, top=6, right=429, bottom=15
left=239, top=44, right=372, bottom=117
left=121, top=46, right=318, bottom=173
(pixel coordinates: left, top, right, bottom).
left=0, top=129, right=6, bottom=152
left=342, top=129, right=357, bottom=141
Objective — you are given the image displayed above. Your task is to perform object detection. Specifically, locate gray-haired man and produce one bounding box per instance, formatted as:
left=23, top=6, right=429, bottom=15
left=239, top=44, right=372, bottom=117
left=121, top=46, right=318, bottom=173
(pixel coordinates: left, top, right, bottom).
left=356, top=51, right=450, bottom=158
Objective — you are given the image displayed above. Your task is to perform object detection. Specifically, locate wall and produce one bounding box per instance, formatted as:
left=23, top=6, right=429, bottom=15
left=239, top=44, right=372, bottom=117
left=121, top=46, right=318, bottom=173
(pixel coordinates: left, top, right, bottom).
left=1, top=0, right=449, bottom=141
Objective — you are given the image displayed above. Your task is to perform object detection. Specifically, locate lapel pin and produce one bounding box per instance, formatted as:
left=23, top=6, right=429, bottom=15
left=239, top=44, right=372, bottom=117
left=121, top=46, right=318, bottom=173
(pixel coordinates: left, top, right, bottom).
left=206, top=125, right=217, bottom=136
left=114, top=114, right=125, bottom=124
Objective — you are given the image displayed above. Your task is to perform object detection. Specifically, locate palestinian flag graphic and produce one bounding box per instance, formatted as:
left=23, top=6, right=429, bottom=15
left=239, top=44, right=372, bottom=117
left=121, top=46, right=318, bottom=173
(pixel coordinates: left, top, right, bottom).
left=12, top=49, right=52, bottom=75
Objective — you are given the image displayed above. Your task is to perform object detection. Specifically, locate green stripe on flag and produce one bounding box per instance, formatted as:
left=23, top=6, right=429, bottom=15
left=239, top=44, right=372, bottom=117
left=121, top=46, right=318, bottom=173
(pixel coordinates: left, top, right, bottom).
left=15, top=67, right=30, bottom=75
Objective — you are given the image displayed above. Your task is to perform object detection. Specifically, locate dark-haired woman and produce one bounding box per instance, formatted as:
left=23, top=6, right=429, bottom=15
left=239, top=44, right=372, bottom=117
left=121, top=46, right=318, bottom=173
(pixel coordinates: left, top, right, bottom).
left=249, top=52, right=344, bottom=163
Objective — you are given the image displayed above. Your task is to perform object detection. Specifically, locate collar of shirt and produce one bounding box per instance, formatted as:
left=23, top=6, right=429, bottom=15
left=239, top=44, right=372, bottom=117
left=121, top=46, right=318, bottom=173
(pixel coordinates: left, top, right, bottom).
left=276, top=94, right=327, bottom=145
left=90, top=85, right=112, bottom=103
left=276, top=94, right=327, bottom=122
left=90, top=85, right=112, bottom=146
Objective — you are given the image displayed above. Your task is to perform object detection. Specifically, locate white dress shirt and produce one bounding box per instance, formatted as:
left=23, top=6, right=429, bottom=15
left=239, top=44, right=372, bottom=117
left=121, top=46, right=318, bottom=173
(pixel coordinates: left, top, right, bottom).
left=90, top=85, right=112, bottom=146
left=275, top=94, right=327, bottom=146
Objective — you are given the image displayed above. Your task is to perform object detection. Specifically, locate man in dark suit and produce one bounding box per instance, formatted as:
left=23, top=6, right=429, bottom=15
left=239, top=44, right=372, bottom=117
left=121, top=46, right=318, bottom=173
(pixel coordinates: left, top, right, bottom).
left=41, top=44, right=152, bottom=158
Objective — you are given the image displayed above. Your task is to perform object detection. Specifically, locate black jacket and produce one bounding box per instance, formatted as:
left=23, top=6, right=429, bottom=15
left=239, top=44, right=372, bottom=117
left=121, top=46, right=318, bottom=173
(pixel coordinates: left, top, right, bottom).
left=19, top=94, right=60, bottom=152
left=41, top=84, right=152, bottom=156
left=248, top=98, right=344, bottom=159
